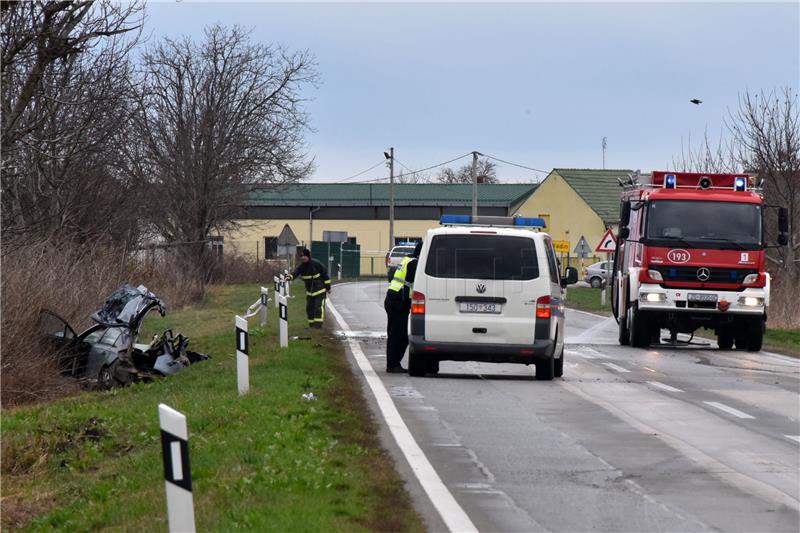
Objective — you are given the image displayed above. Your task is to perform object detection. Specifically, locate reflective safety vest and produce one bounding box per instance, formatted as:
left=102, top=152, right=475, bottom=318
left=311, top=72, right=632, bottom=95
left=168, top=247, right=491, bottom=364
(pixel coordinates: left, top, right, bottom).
left=388, top=257, right=414, bottom=293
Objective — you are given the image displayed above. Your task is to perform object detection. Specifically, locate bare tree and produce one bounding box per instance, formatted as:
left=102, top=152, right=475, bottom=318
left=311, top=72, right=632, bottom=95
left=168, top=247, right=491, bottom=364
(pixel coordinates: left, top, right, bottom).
left=729, top=88, right=799, bottom=273
left=436, top=158, right=499, bottom=184
left=133, top=25, right=318, bottom=279
left=1, top=1, right=145, bottom=245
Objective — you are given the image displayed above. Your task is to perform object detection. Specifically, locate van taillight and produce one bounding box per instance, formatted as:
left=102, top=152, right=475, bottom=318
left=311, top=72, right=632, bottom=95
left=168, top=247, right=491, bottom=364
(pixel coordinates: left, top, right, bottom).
left=536, top=295, right=551, bottom=319
left=411, top=291, right=426, bottom=314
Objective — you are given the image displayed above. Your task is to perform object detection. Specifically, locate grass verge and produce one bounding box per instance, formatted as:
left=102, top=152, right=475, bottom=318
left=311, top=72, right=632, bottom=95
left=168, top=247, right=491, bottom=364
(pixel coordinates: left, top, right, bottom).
left=564, top=287, right=798, bottom=357
left=2, top=283, right=424, bottom=532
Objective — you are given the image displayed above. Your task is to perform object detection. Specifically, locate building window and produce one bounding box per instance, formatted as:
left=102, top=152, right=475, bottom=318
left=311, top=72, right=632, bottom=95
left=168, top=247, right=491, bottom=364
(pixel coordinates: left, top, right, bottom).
left=210, top=236, right=224, bottom=258
left=264, top=236, right=278, bottom=259
left=538, top=214, right=551, bottom=230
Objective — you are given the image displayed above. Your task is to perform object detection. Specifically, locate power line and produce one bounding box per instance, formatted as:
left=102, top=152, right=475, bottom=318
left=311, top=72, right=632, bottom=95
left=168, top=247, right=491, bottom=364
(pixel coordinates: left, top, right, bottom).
left=481, top=153, right=549, bottom=174
left=333, top=160, right=387, bottom=183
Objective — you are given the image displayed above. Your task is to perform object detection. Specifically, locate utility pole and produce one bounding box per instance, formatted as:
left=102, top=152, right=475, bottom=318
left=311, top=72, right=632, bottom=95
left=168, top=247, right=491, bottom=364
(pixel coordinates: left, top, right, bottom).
left=386, top=147, right=395, bottom=250
left=602, top=137, right=607, bottom=170
left=471, top=151, right=479, bottom=217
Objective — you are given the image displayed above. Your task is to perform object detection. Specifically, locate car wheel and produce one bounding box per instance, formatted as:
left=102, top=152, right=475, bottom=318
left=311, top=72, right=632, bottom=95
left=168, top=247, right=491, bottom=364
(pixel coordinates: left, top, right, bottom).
left=408, top=349, right=426, bottom=377
left=97, top=363, right=116, bottom=390
left=590, top=277, right=602, bottom=289
left=536, top=357, right=555, bottom=381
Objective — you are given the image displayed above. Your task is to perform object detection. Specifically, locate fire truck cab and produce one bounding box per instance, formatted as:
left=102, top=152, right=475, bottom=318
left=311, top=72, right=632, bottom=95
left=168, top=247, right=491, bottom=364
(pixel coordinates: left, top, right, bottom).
left=612, top=171, right=789, bottom=351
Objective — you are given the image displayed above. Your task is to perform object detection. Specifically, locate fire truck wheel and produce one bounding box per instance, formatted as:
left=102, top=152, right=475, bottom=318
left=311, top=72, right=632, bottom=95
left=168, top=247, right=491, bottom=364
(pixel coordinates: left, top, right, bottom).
left=717, top=331, right=734, bottom=350
left=741, top=318, right=764, bottom=352
left=618, top=307, right=630, bottom=345
left=628, top=303, right=651, bottom=348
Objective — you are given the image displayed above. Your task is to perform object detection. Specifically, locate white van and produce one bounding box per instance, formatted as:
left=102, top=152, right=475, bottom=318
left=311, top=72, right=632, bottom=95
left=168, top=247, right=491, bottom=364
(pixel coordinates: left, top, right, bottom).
left=409, top=215, right=578, bottom=380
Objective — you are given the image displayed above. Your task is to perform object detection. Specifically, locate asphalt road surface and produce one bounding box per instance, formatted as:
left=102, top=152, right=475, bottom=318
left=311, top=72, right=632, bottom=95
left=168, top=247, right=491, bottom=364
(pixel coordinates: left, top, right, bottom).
left=329, top=281, right=800, bottom=533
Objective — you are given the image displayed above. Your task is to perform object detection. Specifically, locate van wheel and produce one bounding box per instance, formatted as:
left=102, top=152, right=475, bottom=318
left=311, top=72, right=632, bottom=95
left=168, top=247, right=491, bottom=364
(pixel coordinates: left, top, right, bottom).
left=408, top=349, right=426, bottom=377
left=426, top=358, right=439, bottom=376
left=536, top=357, right=554, bottom=381
left=554, top=347, right=564, bottom=378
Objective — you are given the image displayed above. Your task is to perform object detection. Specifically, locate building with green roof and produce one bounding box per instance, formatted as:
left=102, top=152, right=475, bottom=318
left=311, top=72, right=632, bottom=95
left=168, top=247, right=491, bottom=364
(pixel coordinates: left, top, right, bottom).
left=222, top=182, right=538, bottom=274
left=515, top=168, right=631, bottom=266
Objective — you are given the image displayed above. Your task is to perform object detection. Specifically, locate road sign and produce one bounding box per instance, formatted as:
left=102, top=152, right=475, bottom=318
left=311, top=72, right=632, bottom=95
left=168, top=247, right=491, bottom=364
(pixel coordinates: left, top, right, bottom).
left=553, top=240, right=570, bottom=253
left=574, top=236, right=591, bottom=258
left=595, top=228, right=617, bottom=253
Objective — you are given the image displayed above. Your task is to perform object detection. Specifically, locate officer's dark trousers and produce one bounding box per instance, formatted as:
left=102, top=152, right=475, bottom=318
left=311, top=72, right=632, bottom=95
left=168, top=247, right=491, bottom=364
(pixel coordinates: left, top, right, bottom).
left=384, top=294, right=410, bottom=368
left=306, top=293, right=326, bottom=327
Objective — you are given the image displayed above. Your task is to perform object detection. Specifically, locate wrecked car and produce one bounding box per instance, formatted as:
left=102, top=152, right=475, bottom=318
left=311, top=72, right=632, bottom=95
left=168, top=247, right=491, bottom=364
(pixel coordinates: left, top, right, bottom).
left=38, top=284, right=208, bottom=388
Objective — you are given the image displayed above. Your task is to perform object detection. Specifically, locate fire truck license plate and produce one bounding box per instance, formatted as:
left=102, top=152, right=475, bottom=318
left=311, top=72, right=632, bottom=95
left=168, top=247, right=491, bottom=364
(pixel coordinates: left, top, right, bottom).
left=688, top=293, right=717, bottom=303
left=459, top=302, right=500, bottom=314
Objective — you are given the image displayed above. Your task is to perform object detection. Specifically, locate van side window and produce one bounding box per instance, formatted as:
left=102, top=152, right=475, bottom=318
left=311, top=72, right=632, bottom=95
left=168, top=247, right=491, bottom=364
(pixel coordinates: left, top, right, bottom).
left=544, top=238, right=560, bottom=284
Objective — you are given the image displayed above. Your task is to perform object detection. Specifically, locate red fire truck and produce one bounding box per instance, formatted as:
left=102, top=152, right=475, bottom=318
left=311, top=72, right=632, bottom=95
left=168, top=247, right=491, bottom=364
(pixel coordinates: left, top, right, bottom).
left=612, top=171, right=789, bottom=351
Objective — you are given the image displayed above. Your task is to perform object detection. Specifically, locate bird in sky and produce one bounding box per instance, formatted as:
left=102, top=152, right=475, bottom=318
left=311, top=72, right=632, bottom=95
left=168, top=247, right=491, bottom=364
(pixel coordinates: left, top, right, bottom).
left=690, top=98, right=703, bottom=105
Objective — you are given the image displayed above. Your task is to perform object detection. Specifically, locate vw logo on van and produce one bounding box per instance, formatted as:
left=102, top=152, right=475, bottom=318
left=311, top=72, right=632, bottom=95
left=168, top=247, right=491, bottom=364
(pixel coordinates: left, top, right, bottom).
left=696, top=267, right=711, bottom=282
left=476, top=283, right=486, bottom=294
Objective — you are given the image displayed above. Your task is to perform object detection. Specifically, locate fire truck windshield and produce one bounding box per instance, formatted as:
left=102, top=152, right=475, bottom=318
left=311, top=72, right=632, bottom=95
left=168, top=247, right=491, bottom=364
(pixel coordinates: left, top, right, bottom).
left=645, top=200, right=762, bottom=250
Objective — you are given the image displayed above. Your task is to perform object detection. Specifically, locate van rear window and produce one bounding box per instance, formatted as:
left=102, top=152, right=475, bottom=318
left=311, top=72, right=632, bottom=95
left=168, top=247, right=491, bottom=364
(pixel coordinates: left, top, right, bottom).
left=424, top=235, right=539, bottom=280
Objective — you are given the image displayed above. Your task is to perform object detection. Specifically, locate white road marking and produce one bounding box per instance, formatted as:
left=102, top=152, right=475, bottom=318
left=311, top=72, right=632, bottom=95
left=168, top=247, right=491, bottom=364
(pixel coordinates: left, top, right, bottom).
left=704, top=401, right=756, bottom=420
left=643, top=366, right=657, bottom=373
left=784, top=435, right=800, bottom=444
left=647, top=381, right=684, bottom=393
left=602, top=362, right=631, bottom=373
left=326, top=298, right=478, bottom=533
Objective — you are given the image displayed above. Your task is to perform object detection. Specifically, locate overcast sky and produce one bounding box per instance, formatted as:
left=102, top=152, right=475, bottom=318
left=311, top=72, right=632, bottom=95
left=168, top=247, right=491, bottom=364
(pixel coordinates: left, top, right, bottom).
left=143, top=1, right=799, bottom=183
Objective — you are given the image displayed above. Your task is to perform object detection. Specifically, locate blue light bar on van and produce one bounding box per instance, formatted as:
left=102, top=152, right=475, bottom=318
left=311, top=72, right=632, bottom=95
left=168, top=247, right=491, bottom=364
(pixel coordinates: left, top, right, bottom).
left=439, top=215, right=546, bottom=228
left=439, top=215, right=472, bottom=225
left=514, top=217, right=546, bottom=228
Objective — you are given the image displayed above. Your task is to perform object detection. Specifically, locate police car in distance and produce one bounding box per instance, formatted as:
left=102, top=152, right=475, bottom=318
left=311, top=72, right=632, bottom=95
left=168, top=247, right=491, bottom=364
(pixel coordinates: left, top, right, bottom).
left=385, top=243, right=418, bottom=281
left=408, top=215, right=578, bottom=380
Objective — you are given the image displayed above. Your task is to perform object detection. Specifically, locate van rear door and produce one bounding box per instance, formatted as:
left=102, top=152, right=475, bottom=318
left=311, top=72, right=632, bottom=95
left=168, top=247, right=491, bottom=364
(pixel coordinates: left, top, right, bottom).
left=422, top=233, right=546, bottom=345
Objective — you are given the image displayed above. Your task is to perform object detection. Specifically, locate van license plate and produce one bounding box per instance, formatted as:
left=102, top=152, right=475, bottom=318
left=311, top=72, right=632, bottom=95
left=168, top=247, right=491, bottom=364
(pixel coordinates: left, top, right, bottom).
left=688, top=293, right=717, bottom=303
left=459, top=302, right=500, bottom=314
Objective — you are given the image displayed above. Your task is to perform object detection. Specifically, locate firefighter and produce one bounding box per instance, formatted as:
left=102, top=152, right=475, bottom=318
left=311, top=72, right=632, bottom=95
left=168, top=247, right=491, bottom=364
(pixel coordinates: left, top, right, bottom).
left=384, top=241, right=422, bottom=373
left=288, top=248, right=331, bottom=328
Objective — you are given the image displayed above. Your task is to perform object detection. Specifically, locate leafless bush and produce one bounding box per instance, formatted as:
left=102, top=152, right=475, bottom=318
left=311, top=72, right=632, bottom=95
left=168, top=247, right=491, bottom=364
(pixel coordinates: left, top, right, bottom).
left=769, top=270, right=800, bottom=329
left=208, top=255, right=285, bottom=285
left=1, top=239, right=204, bottom=407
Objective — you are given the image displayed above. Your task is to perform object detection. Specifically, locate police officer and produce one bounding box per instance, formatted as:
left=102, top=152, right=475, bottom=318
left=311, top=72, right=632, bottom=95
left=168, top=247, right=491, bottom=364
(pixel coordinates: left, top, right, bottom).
left=384, top=241, right=422, bottom=373
left=288, top=248, right=331, bottom=328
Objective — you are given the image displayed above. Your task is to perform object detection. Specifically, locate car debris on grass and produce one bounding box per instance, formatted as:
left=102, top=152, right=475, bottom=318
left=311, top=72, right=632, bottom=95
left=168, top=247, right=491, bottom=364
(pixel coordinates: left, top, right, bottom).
left=38, top=284, right=208, bottom=389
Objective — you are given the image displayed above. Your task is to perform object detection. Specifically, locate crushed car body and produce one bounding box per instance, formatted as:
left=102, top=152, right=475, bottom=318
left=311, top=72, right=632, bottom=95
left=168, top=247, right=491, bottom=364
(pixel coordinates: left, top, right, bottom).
left=38, top=284, right=208, bottom=388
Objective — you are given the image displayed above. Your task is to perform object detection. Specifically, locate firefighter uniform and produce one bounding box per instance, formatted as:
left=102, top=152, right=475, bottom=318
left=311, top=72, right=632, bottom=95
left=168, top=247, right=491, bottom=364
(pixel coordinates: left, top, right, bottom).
left=289, top=252, right=331, bottom=328
left=384, top=245, right=420, bottom=372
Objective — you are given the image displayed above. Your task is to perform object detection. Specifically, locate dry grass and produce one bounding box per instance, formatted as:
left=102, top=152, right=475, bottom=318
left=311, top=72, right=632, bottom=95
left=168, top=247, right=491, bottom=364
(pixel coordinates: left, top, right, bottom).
left=0, top=240, right=204, bottom=407
left=768, top=270, right=800, bottom=329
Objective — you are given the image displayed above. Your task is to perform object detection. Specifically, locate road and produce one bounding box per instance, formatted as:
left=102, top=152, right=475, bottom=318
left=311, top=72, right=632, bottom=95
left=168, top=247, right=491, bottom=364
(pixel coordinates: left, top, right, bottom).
left=328, top=281, right=800, bottom=533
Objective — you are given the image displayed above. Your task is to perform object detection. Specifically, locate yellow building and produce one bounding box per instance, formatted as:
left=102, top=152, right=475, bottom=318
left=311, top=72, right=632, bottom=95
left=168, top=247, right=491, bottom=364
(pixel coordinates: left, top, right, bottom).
left=515, top=168, right=632, bottom=267
left=220, top=183, right=538, bottom=275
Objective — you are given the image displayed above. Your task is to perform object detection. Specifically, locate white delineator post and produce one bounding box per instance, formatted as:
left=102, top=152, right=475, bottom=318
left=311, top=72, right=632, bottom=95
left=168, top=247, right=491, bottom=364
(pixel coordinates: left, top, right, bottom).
left=260, top=287, right=268, bottom=328
left=274, top=276, right=280, bottom=309
left=235, top=315, right=249, bottom=395
left=278, top=293, right=289, bottom=348
left=158, top=404, right=196, bottom=533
